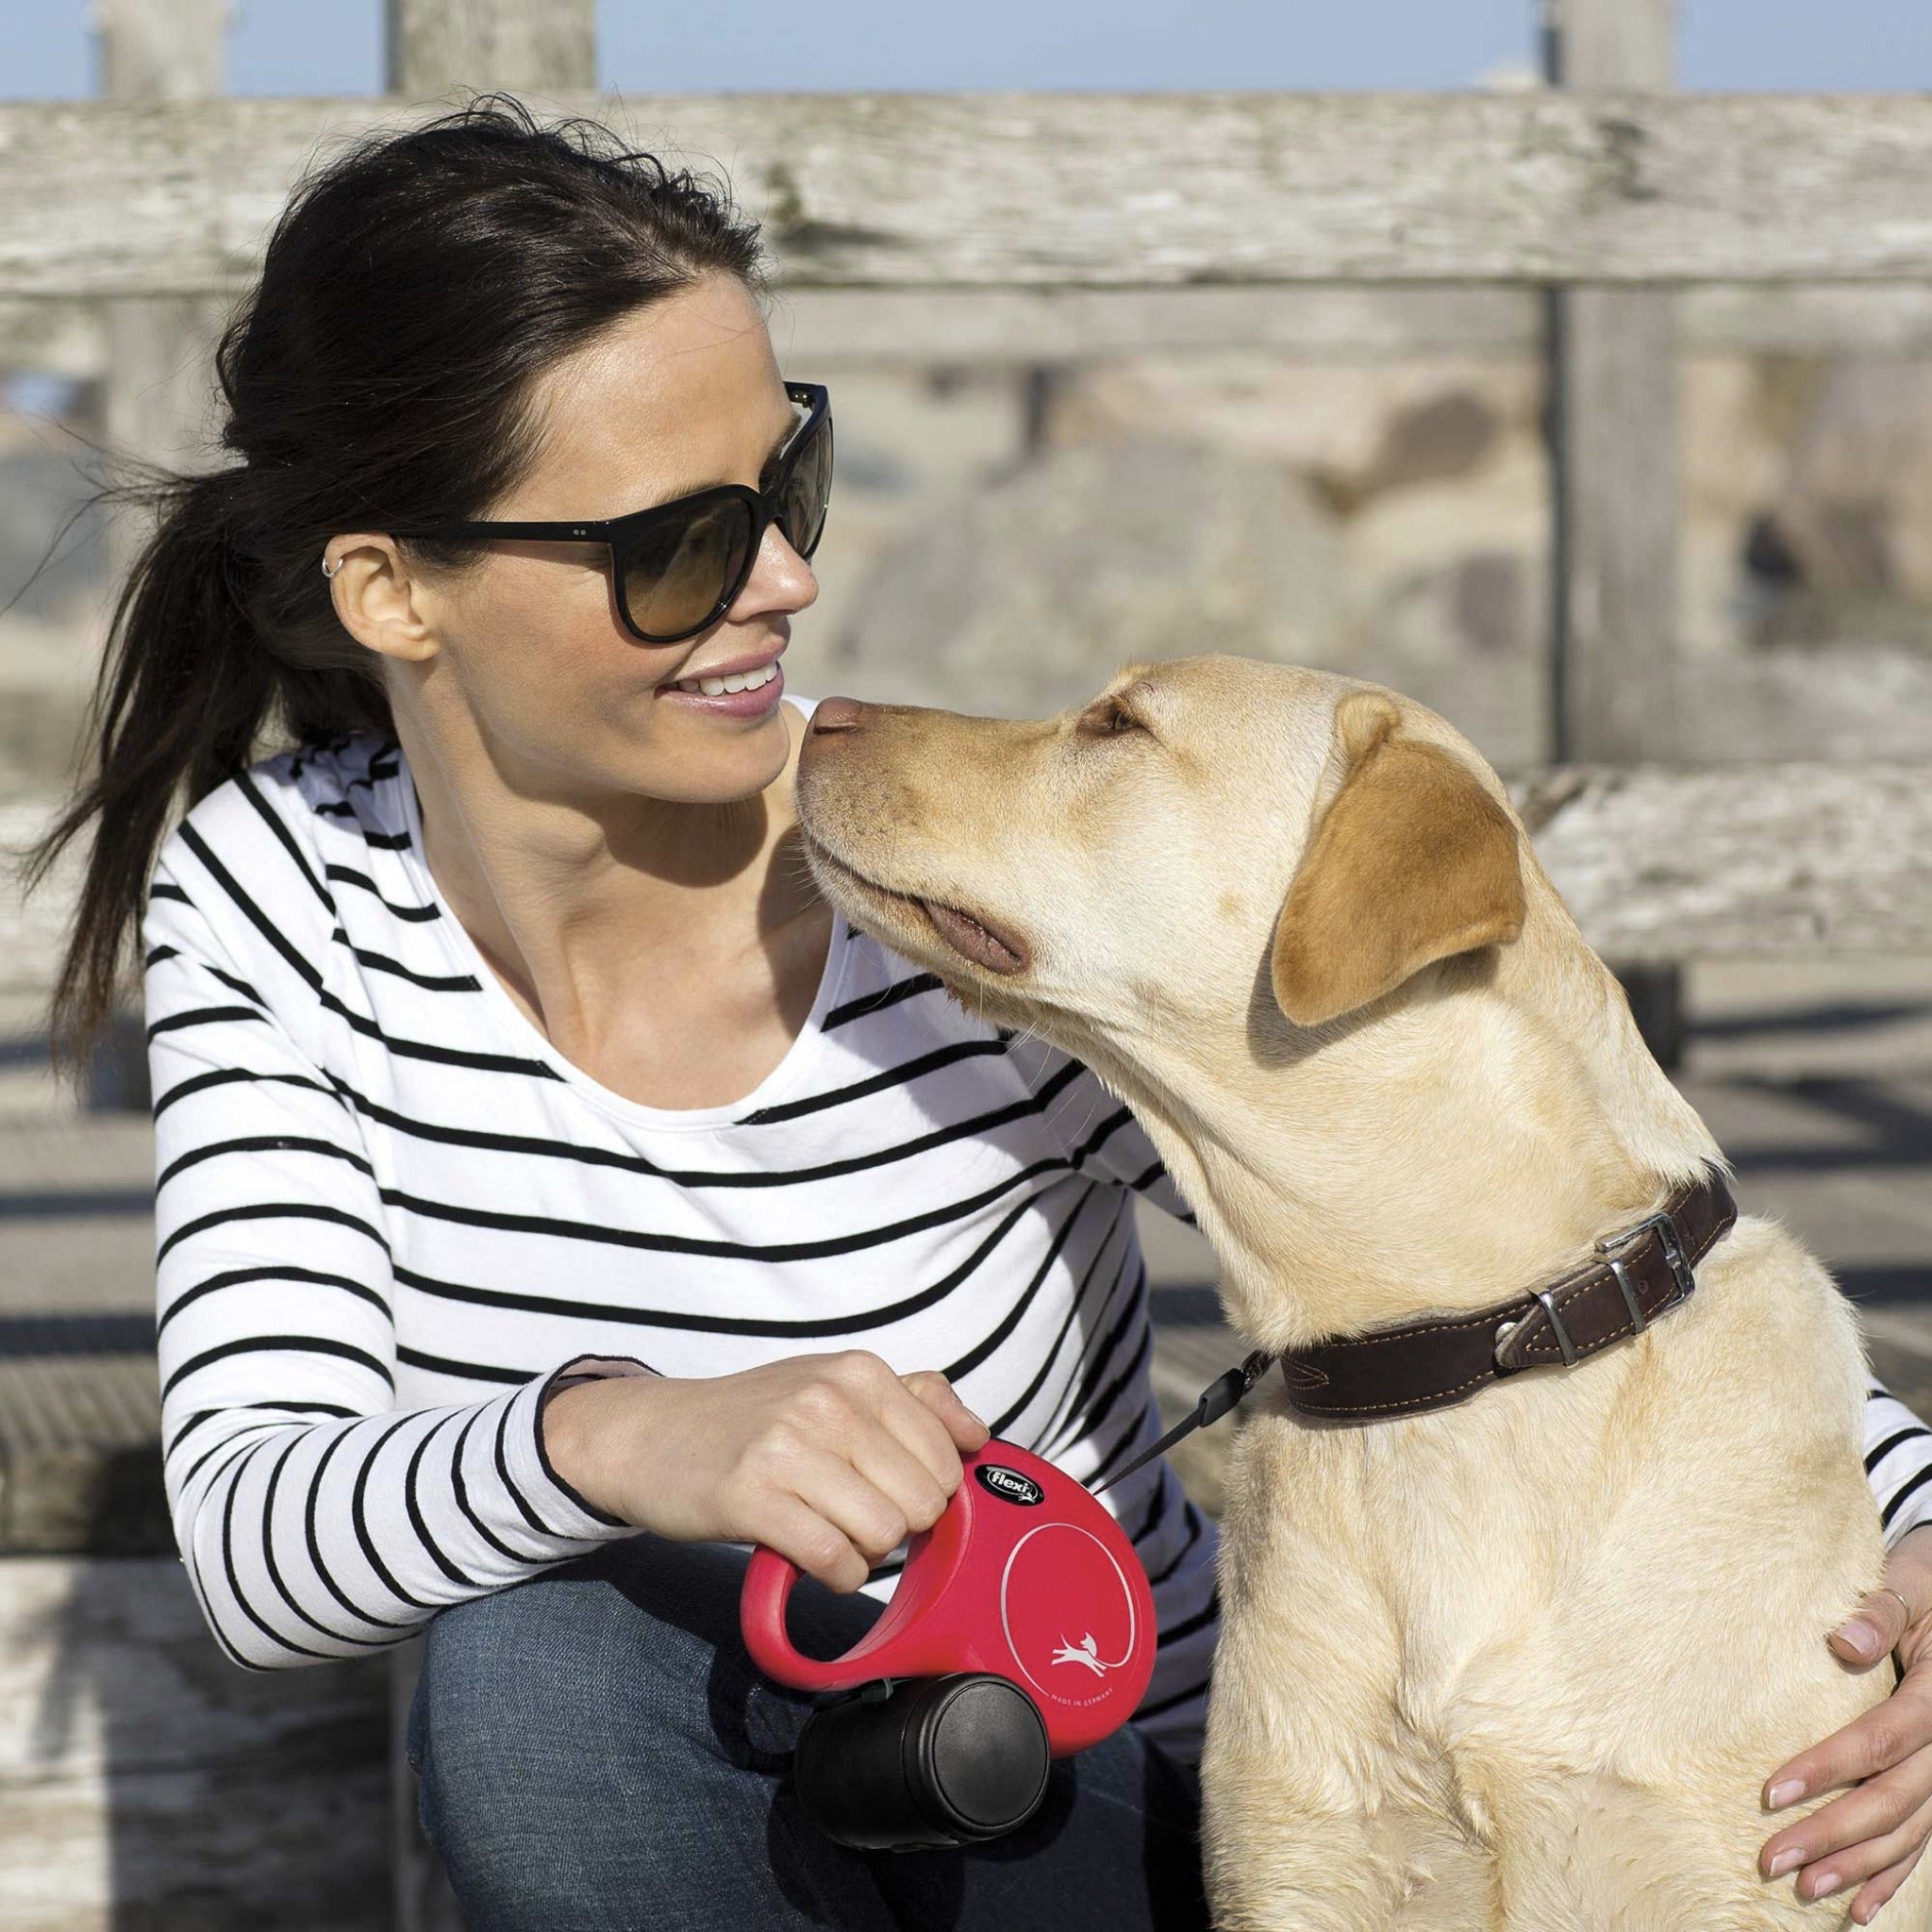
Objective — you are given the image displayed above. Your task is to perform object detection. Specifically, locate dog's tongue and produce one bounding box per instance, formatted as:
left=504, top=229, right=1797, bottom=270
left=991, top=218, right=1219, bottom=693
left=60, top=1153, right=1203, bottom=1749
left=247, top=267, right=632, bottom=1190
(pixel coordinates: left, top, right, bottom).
left=922, top=899, right=1029, bottom=976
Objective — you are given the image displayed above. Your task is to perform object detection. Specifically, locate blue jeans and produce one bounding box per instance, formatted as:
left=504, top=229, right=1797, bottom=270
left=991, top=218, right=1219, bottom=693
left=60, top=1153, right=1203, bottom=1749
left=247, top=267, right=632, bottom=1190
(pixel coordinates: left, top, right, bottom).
left=408, top=1531, right=1210, bottom=1931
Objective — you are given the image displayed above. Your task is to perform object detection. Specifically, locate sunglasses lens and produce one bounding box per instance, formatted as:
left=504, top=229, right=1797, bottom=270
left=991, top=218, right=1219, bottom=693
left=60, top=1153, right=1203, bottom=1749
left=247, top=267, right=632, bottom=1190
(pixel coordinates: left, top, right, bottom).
left=776, top=412, right=833, bottom=560
left=621, top=496, right=752, bottom=640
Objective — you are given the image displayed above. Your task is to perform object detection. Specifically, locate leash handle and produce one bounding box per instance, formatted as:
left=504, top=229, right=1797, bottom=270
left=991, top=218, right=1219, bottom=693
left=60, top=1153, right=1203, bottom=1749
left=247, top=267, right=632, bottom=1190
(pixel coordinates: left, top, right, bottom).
left=1090, top=1347, right=1274, bottom=1496
left=740, top=1441, right=1157, bottom=1757
left=742, top=1491, right=975, bottom=1692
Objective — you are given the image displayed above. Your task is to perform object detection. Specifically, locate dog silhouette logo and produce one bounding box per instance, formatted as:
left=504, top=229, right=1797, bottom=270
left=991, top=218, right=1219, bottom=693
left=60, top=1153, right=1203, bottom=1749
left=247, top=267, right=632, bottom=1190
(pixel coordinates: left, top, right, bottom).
left=1001, top=1523, right=1141, bottom=1709
left=1050, top=1632, right=1112, bottom=1675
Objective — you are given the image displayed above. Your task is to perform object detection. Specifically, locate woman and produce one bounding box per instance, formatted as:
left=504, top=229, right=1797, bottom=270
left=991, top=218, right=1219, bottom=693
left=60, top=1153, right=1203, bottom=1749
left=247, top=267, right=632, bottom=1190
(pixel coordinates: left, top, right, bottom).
left=30, top=96, right=1932, bottom=1929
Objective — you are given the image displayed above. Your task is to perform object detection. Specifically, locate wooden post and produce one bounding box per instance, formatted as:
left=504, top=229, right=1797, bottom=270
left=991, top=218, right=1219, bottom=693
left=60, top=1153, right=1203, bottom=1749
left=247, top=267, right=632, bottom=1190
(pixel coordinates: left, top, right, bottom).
left=90, top=0, right=228, bottom=1106
left=95, top=0, right=231, bottom=550
left=1543, top=0, right=1686, bottom=1067
left=1543, top=0, right=1679, bottom=765
left=386, top=0, right=594, bottom=97
left=95, top=0, right=230, bottom=499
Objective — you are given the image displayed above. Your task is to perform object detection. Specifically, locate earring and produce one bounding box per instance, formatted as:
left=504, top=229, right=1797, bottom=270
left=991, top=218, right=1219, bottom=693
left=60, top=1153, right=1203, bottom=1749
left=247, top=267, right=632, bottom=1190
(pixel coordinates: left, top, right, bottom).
left=321, top=554, right=344, bottom=578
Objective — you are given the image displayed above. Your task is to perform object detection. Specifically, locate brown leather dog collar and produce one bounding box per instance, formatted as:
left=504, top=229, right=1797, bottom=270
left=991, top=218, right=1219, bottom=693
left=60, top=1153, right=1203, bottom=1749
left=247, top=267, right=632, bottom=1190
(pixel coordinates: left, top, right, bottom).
left=1274, top=1169, right=1738, bottom=1423
left=1089, top=1170, right=1738, bottom=1497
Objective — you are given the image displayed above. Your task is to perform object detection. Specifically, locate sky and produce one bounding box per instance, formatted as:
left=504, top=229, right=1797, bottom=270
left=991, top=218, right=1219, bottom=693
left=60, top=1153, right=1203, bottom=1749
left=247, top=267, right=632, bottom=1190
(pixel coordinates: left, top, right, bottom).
left=2, top=0, right=1930, bottom=97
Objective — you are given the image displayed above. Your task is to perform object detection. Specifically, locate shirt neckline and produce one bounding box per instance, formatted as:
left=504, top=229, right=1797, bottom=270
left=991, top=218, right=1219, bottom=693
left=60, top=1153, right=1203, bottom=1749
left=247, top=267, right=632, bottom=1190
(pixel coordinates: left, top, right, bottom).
left=384, top=696, right=853, bottom=1134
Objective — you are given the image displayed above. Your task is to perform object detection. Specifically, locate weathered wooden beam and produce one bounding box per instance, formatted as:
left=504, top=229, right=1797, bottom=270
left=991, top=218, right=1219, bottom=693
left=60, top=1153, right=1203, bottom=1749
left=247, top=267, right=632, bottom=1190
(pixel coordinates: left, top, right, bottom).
left=767, top=285, right=1538, bottom=363
left=8, top=92, right=1932, bottom=300
left=21, top=284, right=1932, bottom=376
left=22, top=284, right=1932, bottom=378
left=1516, top=763, right=1932, bottom=959
left=778, top=283, right=1932, bottom=365
left=771, top=283, right=1932, bottom=365
left=1545, top=0, right=1679, bottom=764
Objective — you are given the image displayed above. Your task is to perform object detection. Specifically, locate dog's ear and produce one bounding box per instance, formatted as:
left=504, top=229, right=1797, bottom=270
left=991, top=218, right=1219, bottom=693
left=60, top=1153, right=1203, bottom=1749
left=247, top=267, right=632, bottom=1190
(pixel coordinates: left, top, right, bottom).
left=1270, top=691, right=1526, bottom=1028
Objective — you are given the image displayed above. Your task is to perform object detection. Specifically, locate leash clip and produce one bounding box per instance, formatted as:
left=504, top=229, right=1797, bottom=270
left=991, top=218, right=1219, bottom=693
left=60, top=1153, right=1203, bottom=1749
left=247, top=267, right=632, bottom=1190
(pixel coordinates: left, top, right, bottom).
left=1199, top=1347, right=1277, bottom=1426
left=1090, top=1346, right=1275, bottom=1496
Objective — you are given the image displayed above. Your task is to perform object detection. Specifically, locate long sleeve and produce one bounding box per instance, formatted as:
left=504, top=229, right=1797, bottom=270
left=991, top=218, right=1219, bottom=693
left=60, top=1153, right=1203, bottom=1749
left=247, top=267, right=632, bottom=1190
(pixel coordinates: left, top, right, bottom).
left=1866, top=1380, right=1932, bottom=1547
left=147, top=854, right=645, bottom=1671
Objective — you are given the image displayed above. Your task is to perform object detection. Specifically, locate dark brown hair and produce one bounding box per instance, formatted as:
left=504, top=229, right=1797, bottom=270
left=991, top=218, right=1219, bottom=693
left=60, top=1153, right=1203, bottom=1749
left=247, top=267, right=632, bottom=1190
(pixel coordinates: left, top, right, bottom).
left=23, top=92, right=763, bottom=1064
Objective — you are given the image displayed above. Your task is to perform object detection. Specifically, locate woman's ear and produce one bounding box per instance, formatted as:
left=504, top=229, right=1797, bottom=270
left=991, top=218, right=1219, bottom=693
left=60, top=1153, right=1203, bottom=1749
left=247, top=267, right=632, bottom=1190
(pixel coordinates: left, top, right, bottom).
left=325, top=534, right=442, bottom=666
left=1269, top=691, right=1526, bottom=1028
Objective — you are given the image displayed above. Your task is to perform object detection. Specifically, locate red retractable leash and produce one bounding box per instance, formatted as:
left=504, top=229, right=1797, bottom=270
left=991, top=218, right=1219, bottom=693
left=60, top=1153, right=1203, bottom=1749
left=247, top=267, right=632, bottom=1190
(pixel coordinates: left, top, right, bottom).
left=740, top=1354, right=1272, bottom=1851
left=741, top=1441, right=1151, bottom=1849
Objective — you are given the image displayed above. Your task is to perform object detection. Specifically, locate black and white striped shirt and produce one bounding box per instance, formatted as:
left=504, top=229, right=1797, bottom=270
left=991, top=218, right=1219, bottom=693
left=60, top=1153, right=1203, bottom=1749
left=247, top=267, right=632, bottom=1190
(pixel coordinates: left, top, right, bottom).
left=146, top=718, right=1219, bottom=1761
left=146, top=716, right=1932, bottom=1773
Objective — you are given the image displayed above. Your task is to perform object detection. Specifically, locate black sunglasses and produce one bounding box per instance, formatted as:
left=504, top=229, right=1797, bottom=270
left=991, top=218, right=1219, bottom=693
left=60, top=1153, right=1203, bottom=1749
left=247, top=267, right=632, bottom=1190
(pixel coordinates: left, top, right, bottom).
left=387, top=381, right=833, bottom=645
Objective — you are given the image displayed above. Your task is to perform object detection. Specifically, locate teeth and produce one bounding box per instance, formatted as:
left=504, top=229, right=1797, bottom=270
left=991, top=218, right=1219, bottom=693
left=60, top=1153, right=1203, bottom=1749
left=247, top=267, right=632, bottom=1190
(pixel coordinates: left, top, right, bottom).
left=673, top=661, right=778, bottom=696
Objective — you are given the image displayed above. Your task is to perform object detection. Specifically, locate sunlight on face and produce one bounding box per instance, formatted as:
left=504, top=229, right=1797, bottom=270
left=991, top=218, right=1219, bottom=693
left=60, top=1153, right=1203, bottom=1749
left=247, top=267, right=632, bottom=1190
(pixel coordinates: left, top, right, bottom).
left=416, top=274, right=818, bottom=807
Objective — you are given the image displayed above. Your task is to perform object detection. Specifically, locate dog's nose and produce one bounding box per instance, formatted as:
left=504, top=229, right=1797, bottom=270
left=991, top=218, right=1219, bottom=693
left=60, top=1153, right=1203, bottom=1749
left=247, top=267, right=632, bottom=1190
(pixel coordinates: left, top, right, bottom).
left=809, top=696, right=866, bottom=735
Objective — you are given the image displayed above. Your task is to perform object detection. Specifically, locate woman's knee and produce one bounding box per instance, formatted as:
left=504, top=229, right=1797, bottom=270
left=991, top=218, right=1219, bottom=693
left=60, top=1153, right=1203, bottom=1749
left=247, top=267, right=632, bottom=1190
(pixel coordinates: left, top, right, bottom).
left=407, top=1535, right=882, bottom=1925
left=414, top=1538, right=758, bottom=1797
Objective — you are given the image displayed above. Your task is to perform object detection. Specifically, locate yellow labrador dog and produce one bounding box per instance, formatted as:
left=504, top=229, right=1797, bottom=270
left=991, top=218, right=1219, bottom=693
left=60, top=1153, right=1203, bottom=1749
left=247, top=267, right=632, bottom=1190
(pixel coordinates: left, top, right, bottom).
left=792, top=657, right=1924, bottom=1931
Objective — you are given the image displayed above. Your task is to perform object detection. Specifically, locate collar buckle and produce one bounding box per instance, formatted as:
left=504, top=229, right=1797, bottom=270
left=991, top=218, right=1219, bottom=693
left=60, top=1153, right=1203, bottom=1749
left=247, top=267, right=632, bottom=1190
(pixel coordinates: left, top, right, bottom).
left=1599, top=1207, right=1697, bottom=1313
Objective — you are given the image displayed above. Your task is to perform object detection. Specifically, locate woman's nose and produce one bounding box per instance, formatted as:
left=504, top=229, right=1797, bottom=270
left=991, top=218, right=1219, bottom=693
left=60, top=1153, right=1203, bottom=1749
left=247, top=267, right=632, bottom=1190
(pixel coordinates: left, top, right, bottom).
left=732, top=523, right=818, bottom=623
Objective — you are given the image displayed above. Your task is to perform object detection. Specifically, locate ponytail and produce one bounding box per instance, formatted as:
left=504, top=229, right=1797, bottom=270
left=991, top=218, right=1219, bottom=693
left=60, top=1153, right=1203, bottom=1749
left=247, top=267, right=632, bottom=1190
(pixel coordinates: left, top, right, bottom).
left=17, top=91, right=763, bottom=1070
left=25, top=468, right=311, bottom=1063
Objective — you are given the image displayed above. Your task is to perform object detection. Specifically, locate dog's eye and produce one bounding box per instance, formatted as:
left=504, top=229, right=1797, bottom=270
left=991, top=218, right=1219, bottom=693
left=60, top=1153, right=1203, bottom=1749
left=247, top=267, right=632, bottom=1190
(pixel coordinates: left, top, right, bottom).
left=1081, top=700, right=1145, bottom=739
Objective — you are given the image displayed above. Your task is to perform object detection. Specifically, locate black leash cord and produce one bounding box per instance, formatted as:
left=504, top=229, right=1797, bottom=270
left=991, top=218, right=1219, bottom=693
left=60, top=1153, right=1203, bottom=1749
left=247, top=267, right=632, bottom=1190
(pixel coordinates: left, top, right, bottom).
left=1089, top=1348, right=1276, bottom=1497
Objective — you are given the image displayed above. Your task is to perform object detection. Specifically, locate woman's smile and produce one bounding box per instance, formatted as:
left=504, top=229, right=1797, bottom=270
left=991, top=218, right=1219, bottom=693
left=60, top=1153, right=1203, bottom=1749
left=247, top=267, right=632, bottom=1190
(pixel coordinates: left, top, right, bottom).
left=659, top=647, right=786, bottom=717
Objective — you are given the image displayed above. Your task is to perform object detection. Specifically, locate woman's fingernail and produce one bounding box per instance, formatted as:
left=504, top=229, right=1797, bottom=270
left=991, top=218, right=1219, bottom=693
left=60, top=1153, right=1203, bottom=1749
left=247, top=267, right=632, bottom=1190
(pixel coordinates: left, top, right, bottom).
left=1767, top=1780, right=1805, bottom=1810
left=1840, top=1619, right=1881, bottom=1655
left=1766, top=1847, right=1805, bottom=1879
left=1808, top=1870, right=1841, bottom=1900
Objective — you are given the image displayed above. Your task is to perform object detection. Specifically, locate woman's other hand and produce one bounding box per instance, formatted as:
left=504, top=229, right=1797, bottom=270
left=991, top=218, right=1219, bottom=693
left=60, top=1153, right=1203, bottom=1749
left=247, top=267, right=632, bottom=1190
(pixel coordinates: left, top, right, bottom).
left=541, top=1353, right=991, bottom=1591
left=1759, top=1525, right=1932, bottom=1924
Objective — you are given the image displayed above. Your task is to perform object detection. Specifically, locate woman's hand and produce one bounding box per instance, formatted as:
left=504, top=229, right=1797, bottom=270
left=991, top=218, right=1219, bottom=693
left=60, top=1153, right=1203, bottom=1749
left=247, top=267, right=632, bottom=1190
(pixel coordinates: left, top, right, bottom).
left=541, top=1352, right=991, bottom=1592
left=1760, top=1525, right=1932, bottom=1924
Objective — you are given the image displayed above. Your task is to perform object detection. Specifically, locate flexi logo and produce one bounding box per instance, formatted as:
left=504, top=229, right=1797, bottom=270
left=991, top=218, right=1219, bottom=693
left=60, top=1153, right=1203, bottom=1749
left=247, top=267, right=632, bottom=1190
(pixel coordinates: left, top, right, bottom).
left=975, top=1463, right=1045, bottom=1507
